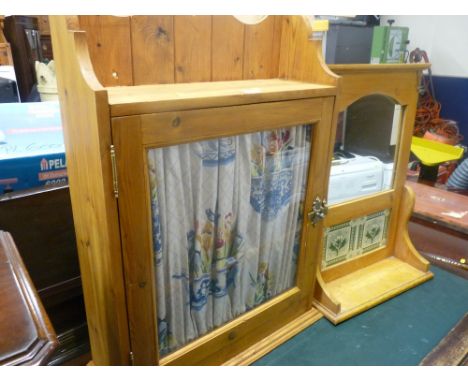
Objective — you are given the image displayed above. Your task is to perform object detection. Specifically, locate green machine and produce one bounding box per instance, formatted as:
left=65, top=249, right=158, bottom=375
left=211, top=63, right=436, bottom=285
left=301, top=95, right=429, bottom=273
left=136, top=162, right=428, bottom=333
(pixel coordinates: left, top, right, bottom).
left=371, top=21, right=409, bottom=64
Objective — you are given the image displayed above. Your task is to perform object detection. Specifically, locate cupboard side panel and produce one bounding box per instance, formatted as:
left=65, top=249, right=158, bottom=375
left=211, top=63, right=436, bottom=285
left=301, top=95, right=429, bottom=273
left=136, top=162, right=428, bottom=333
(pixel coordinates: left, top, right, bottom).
left=278, top=16, right=338, bottom=86
left=50, top=17, right=131, bottom=365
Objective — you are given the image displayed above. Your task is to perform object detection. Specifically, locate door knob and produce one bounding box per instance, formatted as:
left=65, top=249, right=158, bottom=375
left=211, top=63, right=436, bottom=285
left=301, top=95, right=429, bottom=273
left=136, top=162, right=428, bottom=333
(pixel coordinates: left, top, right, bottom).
left=307, top=196, right=328, bottom=226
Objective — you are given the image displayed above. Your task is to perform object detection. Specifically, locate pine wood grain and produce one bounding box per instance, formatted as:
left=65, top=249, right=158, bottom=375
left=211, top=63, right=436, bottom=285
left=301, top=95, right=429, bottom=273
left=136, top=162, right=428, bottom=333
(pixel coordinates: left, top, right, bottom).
left=0, top=16, right=7, bottom=43
left=222, top=308, right=323, bottom=365
left=278, top=16, right=339, bottom=85
left=131, top=16, right=175, bottom=85
left=321, top=247, right=389, bottom=283
left=329, top=63, right=430, bottom=74
left=112, top=116, right=159, bottom=366
left=159, top=288, right=304, bottom=365
left=139, top=98, right=324, bottom=147
left=386, top=74, right=421, bottom=257
left=394, top=186, right=432, bottom=272
left=212, top=16, right=244, bottom=81
left=75, top=16, right=341, bottom=88
left=78, top=16, right=133, bottom=86
left=243, top=16, right=278, bottom=79
left=333, top=70, right=420, bottom=113
left=298, top=97, right=335, bottom=308
left=106, top=79, right=335, bottom=117
left=49, top=17, right=131, bottom=365
left=314, top=272, right=341, bottom=314
left=174, top=16, right=212, bottom=83
left=317, top=257, right=433, bottom=324
left=324, top=190, right=395, bottom=227
left=0, top=42, right=13, bottom=66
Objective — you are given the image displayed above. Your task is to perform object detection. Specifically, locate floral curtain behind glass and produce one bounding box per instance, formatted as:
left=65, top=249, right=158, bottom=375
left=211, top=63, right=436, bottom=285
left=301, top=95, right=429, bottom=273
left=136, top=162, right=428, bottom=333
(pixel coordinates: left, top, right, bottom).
left=147, top=124, right=311, bottom=356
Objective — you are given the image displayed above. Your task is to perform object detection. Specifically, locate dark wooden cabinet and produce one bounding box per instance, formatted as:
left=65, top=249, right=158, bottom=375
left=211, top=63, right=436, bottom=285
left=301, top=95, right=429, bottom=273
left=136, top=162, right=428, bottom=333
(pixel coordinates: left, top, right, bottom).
left=40, top=35, right=53, bottom=61
left=0, top=230, right=57, bottom=365
left=0, top=186, right=89, bottom=364
left=0, top=186, right=79, bottom=292
left=408, top=180, right=468, bottom=278
left=36, top=16, right=54, bottom=62
left=3, top=16, right=41, bottom=101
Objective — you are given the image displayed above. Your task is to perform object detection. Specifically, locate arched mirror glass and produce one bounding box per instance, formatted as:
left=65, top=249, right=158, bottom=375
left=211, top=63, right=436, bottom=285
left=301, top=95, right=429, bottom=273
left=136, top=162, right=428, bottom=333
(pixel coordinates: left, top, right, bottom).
left=327, top=94, right=403, bottom=206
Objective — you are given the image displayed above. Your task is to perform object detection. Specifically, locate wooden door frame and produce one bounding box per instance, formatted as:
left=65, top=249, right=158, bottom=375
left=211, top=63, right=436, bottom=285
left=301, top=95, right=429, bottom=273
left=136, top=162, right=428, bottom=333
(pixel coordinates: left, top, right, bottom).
left=112, top=97, right=334, bottom=365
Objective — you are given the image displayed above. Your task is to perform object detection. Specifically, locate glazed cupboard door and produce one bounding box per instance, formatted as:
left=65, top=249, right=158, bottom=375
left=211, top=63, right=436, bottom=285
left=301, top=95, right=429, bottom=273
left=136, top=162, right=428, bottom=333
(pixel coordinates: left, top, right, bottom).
left=112, top=97, right=334, bottom=365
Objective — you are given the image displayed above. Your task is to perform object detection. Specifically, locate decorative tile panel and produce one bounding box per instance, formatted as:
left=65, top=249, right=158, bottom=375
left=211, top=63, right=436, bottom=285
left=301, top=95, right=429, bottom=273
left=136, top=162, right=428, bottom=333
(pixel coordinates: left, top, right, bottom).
left=322, top=209, right=390, bottom=269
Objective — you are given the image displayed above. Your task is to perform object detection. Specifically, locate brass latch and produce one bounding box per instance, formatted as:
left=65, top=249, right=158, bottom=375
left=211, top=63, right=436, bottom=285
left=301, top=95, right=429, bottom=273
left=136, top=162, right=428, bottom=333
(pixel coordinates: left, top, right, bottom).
left=307, top=196, right=328, bottom=226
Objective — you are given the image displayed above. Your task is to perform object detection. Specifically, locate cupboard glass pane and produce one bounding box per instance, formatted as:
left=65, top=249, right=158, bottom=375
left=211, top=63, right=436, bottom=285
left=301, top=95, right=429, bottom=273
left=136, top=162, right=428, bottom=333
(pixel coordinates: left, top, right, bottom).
left=328, top=95, right=403, bottom=205
left=147, top=124, right=312, bottom=356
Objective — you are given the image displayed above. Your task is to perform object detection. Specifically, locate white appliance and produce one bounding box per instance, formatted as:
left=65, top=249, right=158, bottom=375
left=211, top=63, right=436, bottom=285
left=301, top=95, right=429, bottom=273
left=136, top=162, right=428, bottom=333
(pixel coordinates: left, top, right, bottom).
left=328, top=153, right=393, bottom=205
left=382, top=161, right=394, bottom=190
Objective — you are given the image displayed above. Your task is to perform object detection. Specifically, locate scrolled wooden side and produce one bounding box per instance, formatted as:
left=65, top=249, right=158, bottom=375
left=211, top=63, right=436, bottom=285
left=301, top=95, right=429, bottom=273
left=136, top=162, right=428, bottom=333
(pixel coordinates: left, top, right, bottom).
left=49, top=16, right=131, bottom=365
left=279, top=16, right=339, bottom=86
left=394, top=186, right=432, bottom=272
left=313, top=272, right=341, bottom=315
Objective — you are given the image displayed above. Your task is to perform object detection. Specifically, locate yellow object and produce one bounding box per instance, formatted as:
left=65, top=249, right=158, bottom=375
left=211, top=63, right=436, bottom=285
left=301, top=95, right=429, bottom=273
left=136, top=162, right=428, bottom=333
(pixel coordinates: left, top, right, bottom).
left=460, top=258, right=466, bottom=264
left=312, top=19, right=329, bottom=32
left=411, top=136, right=464, bottom=166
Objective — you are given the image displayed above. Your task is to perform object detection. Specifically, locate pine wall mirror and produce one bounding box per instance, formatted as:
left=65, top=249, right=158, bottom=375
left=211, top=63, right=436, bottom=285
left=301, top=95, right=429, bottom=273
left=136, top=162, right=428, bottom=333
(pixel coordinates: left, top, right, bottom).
left=313, top=64, right=433, bottom=324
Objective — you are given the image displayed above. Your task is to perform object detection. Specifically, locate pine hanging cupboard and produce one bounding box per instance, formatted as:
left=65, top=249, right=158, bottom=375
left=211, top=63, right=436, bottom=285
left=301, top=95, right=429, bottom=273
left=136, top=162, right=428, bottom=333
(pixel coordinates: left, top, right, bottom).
left=49, top=16, right=431, bottom=365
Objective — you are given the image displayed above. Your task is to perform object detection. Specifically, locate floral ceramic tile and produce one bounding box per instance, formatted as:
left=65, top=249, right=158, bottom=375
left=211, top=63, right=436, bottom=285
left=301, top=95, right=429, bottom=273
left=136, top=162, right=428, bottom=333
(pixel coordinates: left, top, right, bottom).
left=323, top=222, right=354, bottom=267
left=322, top=209, right=390, bottom=269
left=360, top=210, right=389, bottom=254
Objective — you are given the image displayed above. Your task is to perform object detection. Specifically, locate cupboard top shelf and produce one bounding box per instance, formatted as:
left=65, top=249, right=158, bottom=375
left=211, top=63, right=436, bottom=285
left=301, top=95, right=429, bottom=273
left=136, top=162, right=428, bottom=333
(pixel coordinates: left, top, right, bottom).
left=105, top=79, right=336, bottom=117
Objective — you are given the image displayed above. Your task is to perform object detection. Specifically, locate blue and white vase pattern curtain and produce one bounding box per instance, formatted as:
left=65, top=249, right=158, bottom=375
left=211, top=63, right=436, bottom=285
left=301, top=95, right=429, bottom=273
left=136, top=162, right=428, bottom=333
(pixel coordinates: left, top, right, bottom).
left=147, top=125, right=312, bottom=356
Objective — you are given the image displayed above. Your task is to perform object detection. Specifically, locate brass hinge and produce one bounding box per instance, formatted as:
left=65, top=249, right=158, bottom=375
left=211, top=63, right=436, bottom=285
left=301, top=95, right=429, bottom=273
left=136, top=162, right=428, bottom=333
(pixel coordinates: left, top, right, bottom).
left=110, top=145, right=119, bottom=198
left=129, top=351, right=135, bottom=365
